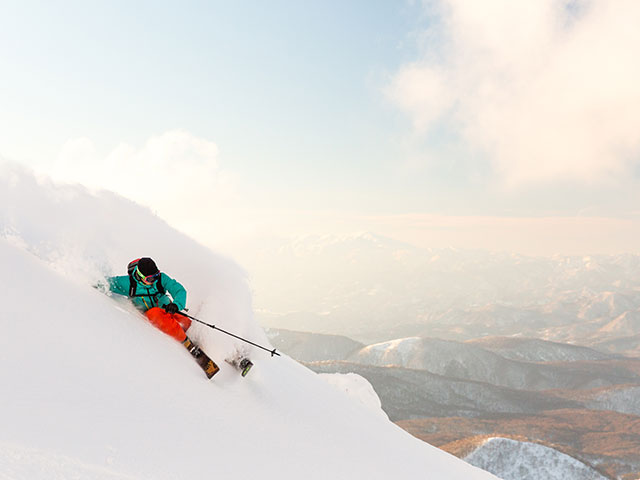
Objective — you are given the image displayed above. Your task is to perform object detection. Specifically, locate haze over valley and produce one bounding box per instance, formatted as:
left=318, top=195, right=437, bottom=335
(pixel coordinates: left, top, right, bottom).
left=261, top=235, right=640, bottom=479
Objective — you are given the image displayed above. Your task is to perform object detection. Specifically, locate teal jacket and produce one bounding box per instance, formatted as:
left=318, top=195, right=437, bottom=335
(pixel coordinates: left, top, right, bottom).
left=107, top=273, right=187, bottom=312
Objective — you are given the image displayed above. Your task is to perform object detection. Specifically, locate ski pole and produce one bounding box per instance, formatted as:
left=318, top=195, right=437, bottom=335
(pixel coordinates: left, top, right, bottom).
left=178, top=312, right=281, bottom=357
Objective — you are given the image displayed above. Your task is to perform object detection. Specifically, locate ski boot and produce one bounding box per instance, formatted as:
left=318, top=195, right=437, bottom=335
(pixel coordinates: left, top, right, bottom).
left=238, top=358, right=253, bottom=377
left=225, top=354, right=253, bottom=377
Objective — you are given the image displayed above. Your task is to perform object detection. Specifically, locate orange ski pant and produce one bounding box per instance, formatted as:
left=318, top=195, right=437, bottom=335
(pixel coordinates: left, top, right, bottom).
left=144, top=307, right=192, bottom=343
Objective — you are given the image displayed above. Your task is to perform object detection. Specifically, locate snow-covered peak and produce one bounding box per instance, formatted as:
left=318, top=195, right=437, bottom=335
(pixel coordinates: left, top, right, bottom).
left=352, top=337, right=424, bottom=366
left=465, top=437, right=608, bottom=480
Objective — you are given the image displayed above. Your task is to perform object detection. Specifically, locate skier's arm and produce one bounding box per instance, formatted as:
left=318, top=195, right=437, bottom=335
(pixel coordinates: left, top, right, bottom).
left=106, top=275, right=131, bottom=297
left=161, top=273, right=187, bottom=311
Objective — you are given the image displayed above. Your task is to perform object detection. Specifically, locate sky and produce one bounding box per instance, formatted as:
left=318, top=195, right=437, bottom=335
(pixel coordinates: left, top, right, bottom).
left=1, top=0, right=640, bottom=257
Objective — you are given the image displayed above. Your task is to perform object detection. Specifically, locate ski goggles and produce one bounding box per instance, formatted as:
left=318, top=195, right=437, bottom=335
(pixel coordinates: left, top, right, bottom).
left=134, top=266, right=160, bottom=285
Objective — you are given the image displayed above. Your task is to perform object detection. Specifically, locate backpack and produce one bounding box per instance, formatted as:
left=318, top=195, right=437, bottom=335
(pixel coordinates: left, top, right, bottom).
left=127, top=258, right=165, bottom=298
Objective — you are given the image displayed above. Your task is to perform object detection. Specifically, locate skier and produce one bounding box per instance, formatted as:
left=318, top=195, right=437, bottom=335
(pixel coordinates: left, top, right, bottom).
left=106, top=258, right=203, bottom=358
left=105, top=257, right=251, bottom=378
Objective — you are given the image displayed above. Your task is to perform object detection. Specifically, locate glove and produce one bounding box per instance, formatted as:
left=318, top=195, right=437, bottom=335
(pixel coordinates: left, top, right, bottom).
left=164, top=303, right=179, bottom=314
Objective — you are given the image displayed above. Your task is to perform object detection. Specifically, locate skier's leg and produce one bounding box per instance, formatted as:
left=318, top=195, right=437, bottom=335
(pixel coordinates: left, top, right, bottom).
left=144, top=307, right=187, bottom=342
left=176, top=315, right=192, bottom=331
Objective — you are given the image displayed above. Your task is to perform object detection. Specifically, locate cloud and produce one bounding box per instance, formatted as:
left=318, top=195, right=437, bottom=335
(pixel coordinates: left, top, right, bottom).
left=52, top=130, right=237, bottom=234
left=388, top=0, right=640, bottom=187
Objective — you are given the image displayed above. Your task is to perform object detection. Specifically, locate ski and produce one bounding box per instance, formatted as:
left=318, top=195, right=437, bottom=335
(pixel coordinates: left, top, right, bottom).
left=194, top=350, right=220, bottom=379
left=183, top=337, right=220, bottom=379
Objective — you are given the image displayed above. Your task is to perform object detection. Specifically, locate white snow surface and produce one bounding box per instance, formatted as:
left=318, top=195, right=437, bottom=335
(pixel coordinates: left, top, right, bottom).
left=0, top=163, right=498, bottom=479
left=319, top=373, right=389, bottom=420
left=465, top=437, right=608, bottom=480
left=0, top=442, right=139, bottom=480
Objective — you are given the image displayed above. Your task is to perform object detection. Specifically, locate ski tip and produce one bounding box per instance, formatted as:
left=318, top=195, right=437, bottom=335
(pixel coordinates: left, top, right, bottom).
left=204, top=361, right=220, bottom=379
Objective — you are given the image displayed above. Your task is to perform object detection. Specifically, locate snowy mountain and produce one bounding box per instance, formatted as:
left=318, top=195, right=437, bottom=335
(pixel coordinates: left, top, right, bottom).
left=346, top=337, right=639, bottom=391
left=265, top=328, right=615, bottom=365
left=0, top=162, right=499, bottom=479
left=464, top=438, right=609, bottom=480
left=466, top=336, right=614, bottom=362
left=583, top=385, right=640, bottom=417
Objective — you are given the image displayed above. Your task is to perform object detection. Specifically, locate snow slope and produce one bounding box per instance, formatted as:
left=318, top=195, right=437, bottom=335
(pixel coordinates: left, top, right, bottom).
left=319, top=372, right=389, bottom=421
left=465, top=438, right=608, bottom=480
left=1, top=163, right=498, bottom=479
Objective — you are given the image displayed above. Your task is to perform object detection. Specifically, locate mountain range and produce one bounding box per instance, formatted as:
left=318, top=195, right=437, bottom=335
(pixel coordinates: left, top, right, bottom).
left=267, top=328, right=640, bottom=479
left=250, top=233, right=640, bottom=352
